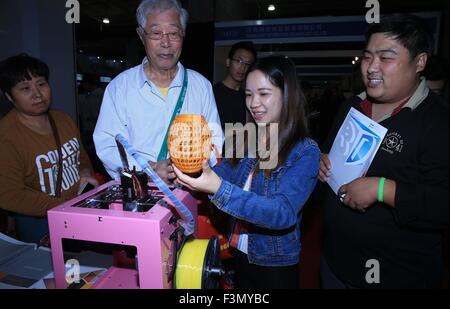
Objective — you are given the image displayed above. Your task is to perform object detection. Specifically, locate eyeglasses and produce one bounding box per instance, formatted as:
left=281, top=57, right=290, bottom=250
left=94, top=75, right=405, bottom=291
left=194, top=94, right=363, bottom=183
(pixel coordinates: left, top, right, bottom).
left=231, top=58, right=253, bottom=67
left=140, top=26, right=183, bottom=42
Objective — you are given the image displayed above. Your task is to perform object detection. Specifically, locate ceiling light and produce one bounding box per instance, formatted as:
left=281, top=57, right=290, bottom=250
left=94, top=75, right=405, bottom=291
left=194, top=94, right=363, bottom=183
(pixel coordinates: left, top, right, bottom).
left=268, top=4, right=275, bottom=11
left=352, top=60, right=356, bottom=65
left=102, top=18, right=110, bottom=24
left=354, top=56, right=359, bottom=61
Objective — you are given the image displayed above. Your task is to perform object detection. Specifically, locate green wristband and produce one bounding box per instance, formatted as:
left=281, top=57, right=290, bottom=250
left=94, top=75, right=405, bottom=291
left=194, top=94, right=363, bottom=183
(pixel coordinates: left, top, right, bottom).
left=378, top=177, right=386, bottom=203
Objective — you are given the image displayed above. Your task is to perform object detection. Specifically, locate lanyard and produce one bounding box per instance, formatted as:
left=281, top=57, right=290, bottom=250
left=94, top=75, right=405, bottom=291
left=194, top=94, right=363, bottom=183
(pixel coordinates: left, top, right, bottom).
left=157, top=67, right=188, bottom=161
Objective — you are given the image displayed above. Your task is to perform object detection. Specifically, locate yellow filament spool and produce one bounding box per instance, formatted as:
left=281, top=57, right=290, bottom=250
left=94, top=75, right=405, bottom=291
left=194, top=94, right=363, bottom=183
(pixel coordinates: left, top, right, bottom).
left=175, top=239, right=209, bottom=289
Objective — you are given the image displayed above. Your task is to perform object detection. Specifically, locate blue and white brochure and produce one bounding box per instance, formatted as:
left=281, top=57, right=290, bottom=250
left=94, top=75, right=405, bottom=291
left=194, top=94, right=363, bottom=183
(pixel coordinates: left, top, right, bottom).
left=327, top=107, right=387, bottom=195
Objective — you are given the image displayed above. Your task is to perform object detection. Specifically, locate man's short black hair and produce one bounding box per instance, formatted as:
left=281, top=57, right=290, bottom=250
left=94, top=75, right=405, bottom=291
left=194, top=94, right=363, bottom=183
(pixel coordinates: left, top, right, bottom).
left=228, top=41, right=257, bottom=60
left=0, top=54, right=49, bottom=96
left=365, top=13, right=433, bottom=60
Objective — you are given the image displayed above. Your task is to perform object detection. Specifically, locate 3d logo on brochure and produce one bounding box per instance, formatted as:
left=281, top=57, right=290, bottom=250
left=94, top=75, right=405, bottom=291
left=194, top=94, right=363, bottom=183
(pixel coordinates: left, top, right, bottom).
left=341, top=115, right=382, bottom=165
left=327, top=107, right=388, bottom=195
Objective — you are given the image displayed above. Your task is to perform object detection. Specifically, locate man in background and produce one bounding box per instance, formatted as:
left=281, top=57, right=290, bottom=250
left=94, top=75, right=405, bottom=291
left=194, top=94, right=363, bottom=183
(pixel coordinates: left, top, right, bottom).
left=213, top=41, right=256, bottom=130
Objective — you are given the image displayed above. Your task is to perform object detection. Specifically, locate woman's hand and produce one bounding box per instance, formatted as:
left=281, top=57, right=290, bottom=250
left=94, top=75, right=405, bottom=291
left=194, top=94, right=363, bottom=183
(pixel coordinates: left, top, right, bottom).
left=318, top=153, right=331, bottom=182
left=173, top=160, right=222, bottom=195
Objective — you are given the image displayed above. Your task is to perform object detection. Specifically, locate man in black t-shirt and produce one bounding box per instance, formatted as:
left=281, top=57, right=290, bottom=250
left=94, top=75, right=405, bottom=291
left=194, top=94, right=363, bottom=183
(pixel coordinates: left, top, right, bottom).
left=213, top=41, right=256, bottom=131
left=318, top=14, right=448, bottom=288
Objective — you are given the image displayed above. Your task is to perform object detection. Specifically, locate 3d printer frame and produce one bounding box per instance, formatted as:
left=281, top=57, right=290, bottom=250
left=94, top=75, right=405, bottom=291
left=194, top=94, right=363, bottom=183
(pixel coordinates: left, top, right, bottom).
left=48, top=180, right=197, bottom=289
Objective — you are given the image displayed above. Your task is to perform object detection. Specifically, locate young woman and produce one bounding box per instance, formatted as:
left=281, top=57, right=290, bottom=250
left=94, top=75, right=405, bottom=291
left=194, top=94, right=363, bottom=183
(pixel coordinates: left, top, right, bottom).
left=174, top=56, right=320, bottom=288
left=0, top=54, right=98, bottom=243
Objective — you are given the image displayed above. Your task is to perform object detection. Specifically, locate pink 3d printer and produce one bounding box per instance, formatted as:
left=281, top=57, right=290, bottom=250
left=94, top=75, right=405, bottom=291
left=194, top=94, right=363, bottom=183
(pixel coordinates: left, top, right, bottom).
left=48, top=135, right=222, bottom=289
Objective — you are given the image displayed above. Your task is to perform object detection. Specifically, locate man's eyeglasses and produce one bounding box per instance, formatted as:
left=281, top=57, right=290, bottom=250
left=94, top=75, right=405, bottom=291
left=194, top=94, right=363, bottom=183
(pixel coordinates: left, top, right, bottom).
left=140, top=26, right=183, bottom=42
left=231, top=58, right=253, bottom=67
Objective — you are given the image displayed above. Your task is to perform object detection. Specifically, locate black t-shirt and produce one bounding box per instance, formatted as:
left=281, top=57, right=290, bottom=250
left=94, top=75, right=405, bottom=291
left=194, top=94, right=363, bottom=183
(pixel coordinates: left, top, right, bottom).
left=213, top=82, right=246, bottom=130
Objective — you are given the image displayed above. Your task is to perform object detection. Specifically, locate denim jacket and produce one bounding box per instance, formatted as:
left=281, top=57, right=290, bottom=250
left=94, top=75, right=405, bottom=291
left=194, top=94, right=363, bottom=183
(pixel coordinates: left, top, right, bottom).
left=210, top=137, right=320, bottom=266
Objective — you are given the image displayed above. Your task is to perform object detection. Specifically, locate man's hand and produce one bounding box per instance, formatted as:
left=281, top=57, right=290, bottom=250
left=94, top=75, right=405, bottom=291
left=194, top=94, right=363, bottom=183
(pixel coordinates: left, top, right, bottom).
left=319, top=153, right=331, bottom=182
left=149, top=159, right=176, bottom=184
left=173, top=161, right=222, bottom=195
left=338, top=177, right=379, bottom=212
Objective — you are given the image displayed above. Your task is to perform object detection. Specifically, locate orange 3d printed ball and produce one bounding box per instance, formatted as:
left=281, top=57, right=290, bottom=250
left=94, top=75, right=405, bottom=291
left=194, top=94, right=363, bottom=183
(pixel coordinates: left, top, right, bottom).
left=168, top=114, right=212, bottom=173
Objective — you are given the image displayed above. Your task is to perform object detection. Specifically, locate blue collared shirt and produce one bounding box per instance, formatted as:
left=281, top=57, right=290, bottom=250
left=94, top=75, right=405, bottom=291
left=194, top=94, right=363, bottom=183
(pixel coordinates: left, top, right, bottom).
left=93, top=59, right=223, bottom=179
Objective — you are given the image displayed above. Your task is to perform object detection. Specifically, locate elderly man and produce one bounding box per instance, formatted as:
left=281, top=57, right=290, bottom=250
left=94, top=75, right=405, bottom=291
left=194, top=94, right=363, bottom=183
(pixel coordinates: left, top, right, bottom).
left=94, top=0, right=223, bottom=182
left=319, top=14, right=448, bottom=288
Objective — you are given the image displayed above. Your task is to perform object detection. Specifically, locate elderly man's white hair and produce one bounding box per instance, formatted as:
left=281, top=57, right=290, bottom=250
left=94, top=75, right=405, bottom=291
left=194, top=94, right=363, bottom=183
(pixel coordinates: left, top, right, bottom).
left=136, top=0, right=189, bottom=32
